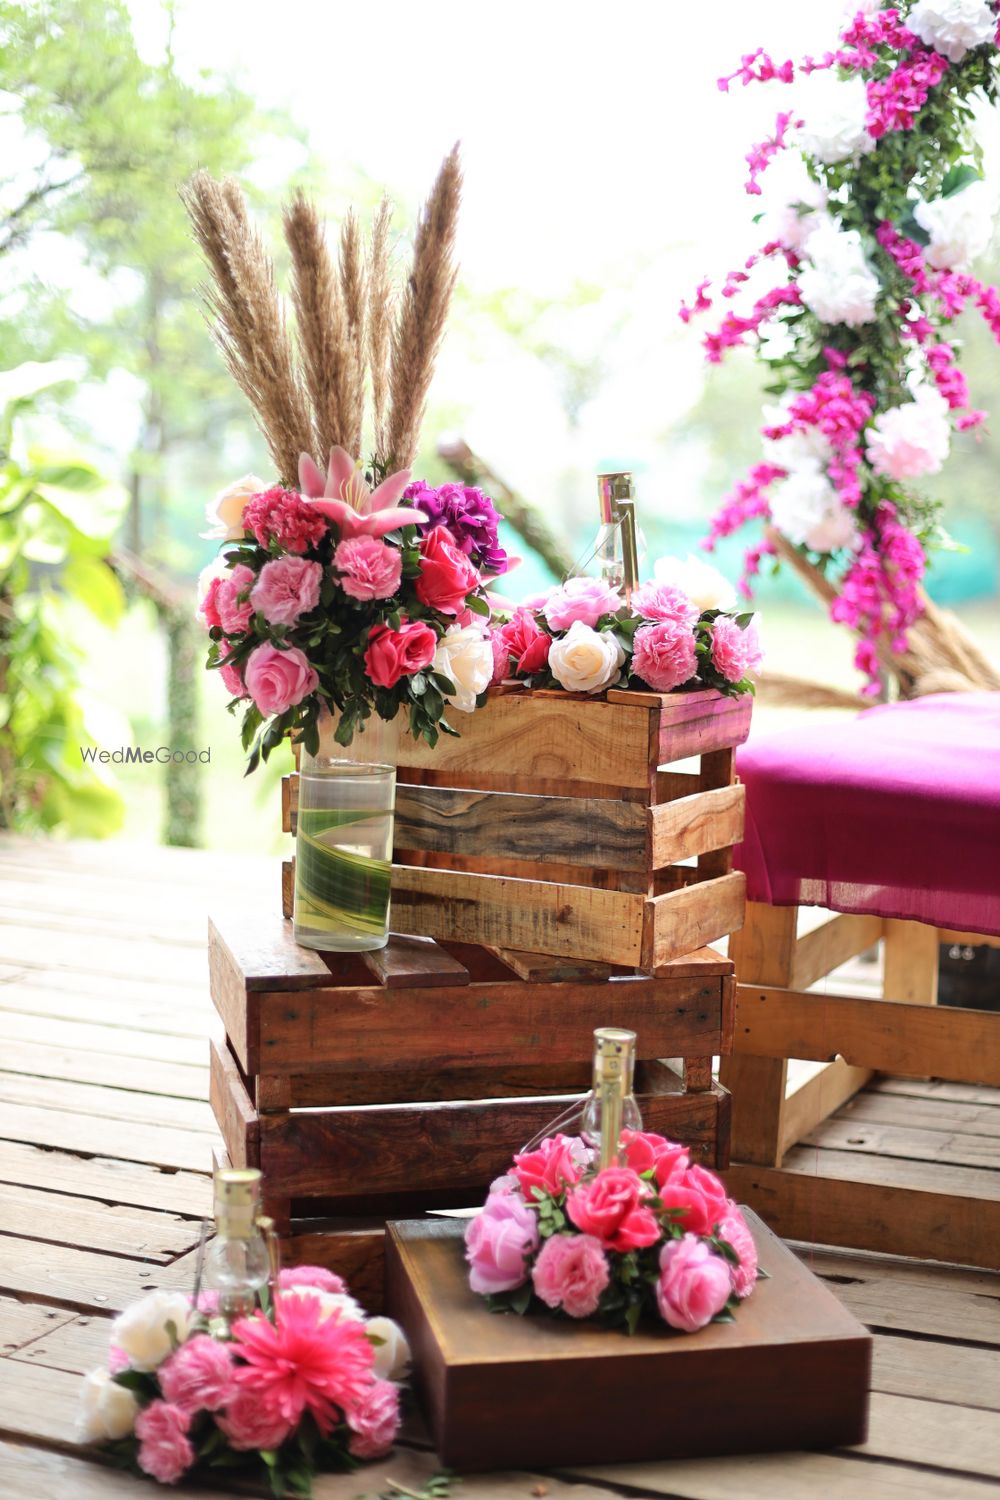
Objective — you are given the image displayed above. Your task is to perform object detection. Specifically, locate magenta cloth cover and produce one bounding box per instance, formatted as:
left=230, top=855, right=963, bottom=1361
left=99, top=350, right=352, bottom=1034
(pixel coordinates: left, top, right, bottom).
left=735, top=692, right=1000, bottom=936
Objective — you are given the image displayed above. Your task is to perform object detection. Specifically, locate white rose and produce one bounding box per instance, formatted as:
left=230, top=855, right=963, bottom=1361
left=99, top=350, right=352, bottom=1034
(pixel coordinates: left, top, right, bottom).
left=865, top=387, right=951, bottom=481
left=433, top=623, right=494, bottom=714
left=796, top=74, right=875, bottom=166
left=278, top=1286, right=365, bottom=1323
left=797, top=221, right=880, bottom=327
left=761, top=394, right=834, bottom=471
left=769, top=467, right=857, bottom=553
left=365, top=1316, right=411, bottom=1382
left=653, top=554, right=736, bottom=612
left=201, top=473, right=267, bottom=541
left=914, top=180, right=995, bottom=271
left=77, top=1368, right=139, bottom=1443
left=548, top=620, right=625, bottom=695
left=909, top=0, right=994, bottom=62
left=110, top=1291, right=195, bottom=1372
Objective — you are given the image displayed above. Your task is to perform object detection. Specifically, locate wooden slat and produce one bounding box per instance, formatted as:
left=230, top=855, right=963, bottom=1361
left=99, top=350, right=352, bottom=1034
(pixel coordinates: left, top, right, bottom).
left=872, top=1333, right=1000, bottom=1411
left=563, top=1452, right=994, bottom=1499
left=0, top=1071, right=213, bottom=1133
left=734, top=985, right=1000, bottom=1086
left=0, top=1099, right=213, bottom=1173
left=729, top=901, right=798, bottom=987
left=779, top=1059, right=874, bottom=1157
left=209, top=1038, right=258, bottom=1171
left=362, top=933, right=470, bottom=988
left=883, top=918, right=940, bottom=1005
left=654, top=692, right=753, bottom=764
left=0, top=1183, right=200, bottom=1260
left=0, top=1234, right=196, bottom=1313
left=0, top=1009, right=206, bottom=1066
left=488, top=949, right=617, bottom=982
left=0, top=1031, right=207, bottom=1096
left=719, top=1054, right=787, bottom=1166
left=0, top=1296, right=73, bottom=1354
left=861, top=1392, right=1000, bottom=1479
left=797, top=1248, right=1000, bottom=1344
left=803, top=1115, right=1000, bottom=1171
left=0, top=1141, right=210, bottom=1218
left=10, top=1312, right=113, bottom=1375
left=643, top=871, right=746, bottom=970
left=790, top=913, right=883, bottom=991
left=649, top=784, right=744, bottom=868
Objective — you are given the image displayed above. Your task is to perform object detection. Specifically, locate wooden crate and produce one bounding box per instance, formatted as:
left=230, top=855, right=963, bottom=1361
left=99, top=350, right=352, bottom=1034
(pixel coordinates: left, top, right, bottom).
left=209, top=907, right=735, bottom=1307
left=281, top=687, right=751, bottom=968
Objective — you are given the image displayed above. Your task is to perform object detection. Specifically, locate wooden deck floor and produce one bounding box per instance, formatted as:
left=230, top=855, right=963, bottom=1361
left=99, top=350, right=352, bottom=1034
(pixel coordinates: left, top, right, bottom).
left=0, top=836, right=998, bottom=1498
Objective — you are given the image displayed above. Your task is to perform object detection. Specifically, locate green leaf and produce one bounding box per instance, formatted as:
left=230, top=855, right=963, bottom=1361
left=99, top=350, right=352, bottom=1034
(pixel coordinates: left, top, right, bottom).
left=465, top=592, right=490, bottom=617
left=508, top=1282, right=533, bottom=1315
left=62, top=556, right=125, bottom=625
left=941, top=163, right=981, bottom=197
left=625, top=1300, right=642, bottom=1336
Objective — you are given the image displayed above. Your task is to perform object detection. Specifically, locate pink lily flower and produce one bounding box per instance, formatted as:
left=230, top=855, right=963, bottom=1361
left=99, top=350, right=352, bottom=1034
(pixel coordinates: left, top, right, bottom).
left=298, top=447, right=426, bottom=539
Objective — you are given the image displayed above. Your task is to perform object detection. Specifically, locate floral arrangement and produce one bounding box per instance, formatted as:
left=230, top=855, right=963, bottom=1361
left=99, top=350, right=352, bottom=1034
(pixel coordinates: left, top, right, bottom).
left=489, top=555, right=761, bottom=698
left=465, top=1131, right=758, bottom=1335
left=78, top=1267, right=410, bottom=1497
left=683, top=1, right=1000, bottom=694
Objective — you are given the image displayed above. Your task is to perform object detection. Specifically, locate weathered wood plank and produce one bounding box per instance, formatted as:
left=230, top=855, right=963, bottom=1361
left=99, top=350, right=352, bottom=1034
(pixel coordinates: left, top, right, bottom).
left=871, top=1333, right=1000, bottom=1411
left=0, top=1071, right=214, bottom=1133
left=654, top=692, right=753, bottom=764
left=779, top=1059, right=873, bottom=1157
left=729, top=901, right=798, bottom=987
left=796, top=1249, right=1000, bottom=1345
left=562, top=1453, right=991, bottom=1499
left=644, top=871, right=746, bottom=970
left=649, top=784, right=744, bottom=867
left=840, top=1090, right=1000, bottom=1140
left=0, top=1295, right=73, bottom=1354
left=790, top=913, right=884, bottom=991
left=804, top=1115, right=1000, bottom=1171
left=861, top=1392, right=1000, bottom=1478
left=0, top=1235, right=194, bottom=1313
left=0, top=1184, right=200, bottom=1260
left=0, top=1017, right=207, bottom=1079
left=209, top=1038, right=258, bottom=1171
left=0, top=1099, right=215, bottom=1173
left=362, top=933, right=470, bottom=988
left=9, top=1312, right=113, bottom=1375
left=0, top=1141, right=209, bottom=1218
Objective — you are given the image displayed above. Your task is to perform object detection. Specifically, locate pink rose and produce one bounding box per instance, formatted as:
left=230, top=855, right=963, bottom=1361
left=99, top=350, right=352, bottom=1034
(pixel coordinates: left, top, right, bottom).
left=347, top=1377, right=400, bottom=1460
left=656, top=1234, right=732, bottom=1332
left=631, top=582, right=700, bottom=628
left=543, top=575, right=622, bottom=630
left=711, top=615, right=763, bottom=683
left=250, top=555, right=322, bottom=626
left=199, top=575, right=223, bottom=631
left=566, top=1167, right=660, bottom=1253
left=489, top=628, right=509, bottom=685
left=244, top=643, right=318, bottom=717
left=717, top=1202, right=759, bottom=1299
left=363, top=619, right=438, bottom=689
left=415, top=526, right=480, bottom=616
left=631, top=619, right=698, bottom=692
left=496, top=609, right=550, bottom=677
left=217, top=639, right=246, bottom=699
left=465, top=1188, right=540, bottom=1295
left=513, top=1134, right=587, bottom=1201
left=158, top=1334, right=234, bottom=1416
left=620, top=1130, right=690, bottom=1185
left=277, top=1266, right=347, bottom=1294
left=657, top=1163, right=729, bottom=1237
left=531, top=1233, right=610, bottom=1319
left=216, top=564, right=256, bottom=636
left=334, top=537, right=403, bottom=602
left=134, top=1400, right=194, bottom=1485
left=216, top=1389, right=293, bottom=1452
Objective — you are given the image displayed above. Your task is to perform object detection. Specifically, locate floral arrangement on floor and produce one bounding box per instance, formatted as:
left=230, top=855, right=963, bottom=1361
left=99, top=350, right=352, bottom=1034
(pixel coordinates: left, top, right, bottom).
left=465, top=1131, right=759, bottom=1334
left=78, top=1267, right=410, bottom=1497
left=185, top=150, right=507, bottom=763
left=489, top=555, right=761, bottom=698
left=683, top=2, right=1000, bottom=695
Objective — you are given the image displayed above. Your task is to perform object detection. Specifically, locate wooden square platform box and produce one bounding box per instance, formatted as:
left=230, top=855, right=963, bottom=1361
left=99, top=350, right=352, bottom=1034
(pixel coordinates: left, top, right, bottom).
left=385, top=1212, right=871, bottom=1471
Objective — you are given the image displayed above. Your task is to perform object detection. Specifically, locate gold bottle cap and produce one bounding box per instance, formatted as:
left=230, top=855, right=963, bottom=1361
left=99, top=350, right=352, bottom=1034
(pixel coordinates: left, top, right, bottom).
left=592, top=1027, right=637, bottom=1084
left=214, top=1168, right=262, bottom=1237
left=597, top=471, right=635, bottom=524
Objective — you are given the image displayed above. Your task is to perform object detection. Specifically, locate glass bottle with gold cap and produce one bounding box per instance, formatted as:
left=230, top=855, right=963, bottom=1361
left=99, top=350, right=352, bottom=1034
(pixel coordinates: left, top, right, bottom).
left=580, top=1027, right=643, bottom=1168
left=202, top=1168, right=271, bottom=1331
left=593, top=472, right=641, bottom=605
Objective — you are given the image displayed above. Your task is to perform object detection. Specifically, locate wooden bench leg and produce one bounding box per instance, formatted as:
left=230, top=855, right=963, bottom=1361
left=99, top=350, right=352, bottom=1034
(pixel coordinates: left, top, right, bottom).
left=719, top=1053, right=787, bottom=1166
left=883, top=919, right=939, bottom=1005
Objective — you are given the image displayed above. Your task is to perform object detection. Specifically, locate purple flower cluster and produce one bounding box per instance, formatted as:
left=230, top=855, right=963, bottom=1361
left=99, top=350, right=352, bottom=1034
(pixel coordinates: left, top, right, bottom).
left=404, top=481, right=507, bottom=573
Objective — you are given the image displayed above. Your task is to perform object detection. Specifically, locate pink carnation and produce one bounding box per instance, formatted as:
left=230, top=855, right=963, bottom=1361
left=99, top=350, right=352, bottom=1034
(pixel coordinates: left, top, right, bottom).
left=656, top=1234, right=732, bottom=1332
left=278, top=1266, right=347, bottom=1295
left=158, top=1334, right=234, bottom=1416
left=216, top=1389, right=293, bottom=1452
left=244, top=643, right=318, bottom=717
left=512, top=1133, right=587, bottom=1201
left=230, top=1295, right=375, bottom=1437
left=199, top=575, right=223, bottom=631
left=531, top=1233, right=610, bottom=1319
left=710, top=615, right=762, bottom=683
left=347, top=1377, right=401, bottom=1460
left=717, top=1202, right=759, bottom=1299
left=250, top=555, right=322, bottom=626
left=544, top=576, right=622, bottom=630
left=334, top=536, right=403, bottom=602
left=465, top=1187, right=539, bottom=1295
left=217, top=639, right=246, bottom=699
left=631, top=582, right=700, bottom=627
left=216, top=564, right=256, bottom=636
left=242, top=487, right=328, bottom=554
left=566, top=1167, right=660, bottom=1253
left=631, top=619, right=698, bottom=692
left=134, top=1400, right=194, bottom=1485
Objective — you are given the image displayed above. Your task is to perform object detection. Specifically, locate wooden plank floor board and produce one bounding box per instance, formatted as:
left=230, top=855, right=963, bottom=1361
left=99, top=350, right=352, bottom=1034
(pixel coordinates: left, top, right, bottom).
left=0, top=1141, right=211, bottom=1218
left=0, top=1069, right=215, bottom=1131
left=0, top=1035, right=209, bottom=1098
left=872, top=1333, right=1000, bottom=1411
left=9, top=1312, right=113, bottom=1375
left=0, top=1183, right=201, bottom=1259
left=0, top=1008, right=209, bottom=1066
left=0, top=1296, right=73, bottom=1354
left=0, top=1099, right=217, bottom=1171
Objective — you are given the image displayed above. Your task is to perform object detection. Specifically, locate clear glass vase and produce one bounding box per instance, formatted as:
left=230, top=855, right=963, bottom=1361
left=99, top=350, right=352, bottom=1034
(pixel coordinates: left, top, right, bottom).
left=293, top=711, right=399, bottom=953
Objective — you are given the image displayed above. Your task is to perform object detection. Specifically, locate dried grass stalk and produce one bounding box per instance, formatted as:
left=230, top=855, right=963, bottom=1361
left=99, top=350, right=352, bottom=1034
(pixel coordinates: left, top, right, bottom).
left=386, top=143, right=462, bottom=470
left=182, top=171, right=313, bottom=485
left=367, top=198, right=395, bottom=465
left=283, top=192, right=353, bottom=458
left=338, top=211, right=366, bottom=459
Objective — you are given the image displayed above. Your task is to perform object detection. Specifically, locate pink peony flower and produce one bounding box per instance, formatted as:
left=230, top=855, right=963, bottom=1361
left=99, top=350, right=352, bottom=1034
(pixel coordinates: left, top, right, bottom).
left=199, top=575, right=223, bottom=631
left=158, top=1334, right=234, bottom=1416
left=620, top=1130, right=690, bottom=1186
left=513, top=1134, right=587, bottom=1201
left=216, top=1389, right=293, bottom=1452
left=415, top=526, right=481, bottom=617
left=347, top=1376, right=401, bottom=1460
left=217, top=639, right=246, bottom=699
left=216, top=564, right=257, bottom=636
left=717, top=1202, right=759, bottom=1299
left=242, top=486, right=329, bottom=554
left=531, top=1233, right=610, bottom=1318
left=566, top=1167, right=660, bottom=1253
left=631, top=619, right=698, bottom=692
left=543, top=575, right=622, bottom=630
left=656, top=1234, right=732, bottom=1332
left=464, top=1188, right=540, bottom=1295
left=495, top=609, right=551, bottom=677
left=631, top=582, right=700, bottom=628
left=364, top=619, right=438, bottom=689
left=250, top=555, right=322, bottom=626
left=230, top=1294, right=375, bottom=1437
left=298, top=447, right=425, bottom=539
left=710, top=615, right=763, bottom=683
left=277, top=1266, right=347, bottom=1295
left=244, top=644, right=319, bottom=718
left=657, top=1163, right=730, bottom=1237
left=334, top=536, right=403, bottom=602
left=134, top=1400, right=194, bottom=1485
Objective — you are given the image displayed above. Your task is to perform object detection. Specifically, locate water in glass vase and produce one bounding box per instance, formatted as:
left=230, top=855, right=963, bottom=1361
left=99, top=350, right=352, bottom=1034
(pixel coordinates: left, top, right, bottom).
left=293, top=761, right=396, bottom=952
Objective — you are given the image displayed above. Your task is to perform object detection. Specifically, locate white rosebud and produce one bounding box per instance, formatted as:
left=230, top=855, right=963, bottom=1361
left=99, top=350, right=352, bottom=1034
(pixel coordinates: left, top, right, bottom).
left=201, top=473, right=267, bottom=541
left=110, top=1291, right=195, bottom=1373
left=865, top=387, right=951, bottom=481
left=909, top=0, right=994, bottom=63
left=797, top=221, right=881, bottom=328
left=365, top=1316, right=412, bottom=1382
left=769, top=467, right=858, bottom=553
left=433, top=623, right=494, bottom=713
left=652, top=554, right=736, bottom=612
left=77, top=1368, right=139, bottom=1443
left=914, top=180, right=995, bottom=271
left=547, top=620, right=625, bottom=695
